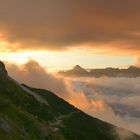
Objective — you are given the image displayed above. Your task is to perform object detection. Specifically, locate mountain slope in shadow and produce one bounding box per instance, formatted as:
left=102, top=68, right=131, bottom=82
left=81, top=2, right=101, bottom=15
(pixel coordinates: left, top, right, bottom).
left=0, top=61, right=139, bottom=140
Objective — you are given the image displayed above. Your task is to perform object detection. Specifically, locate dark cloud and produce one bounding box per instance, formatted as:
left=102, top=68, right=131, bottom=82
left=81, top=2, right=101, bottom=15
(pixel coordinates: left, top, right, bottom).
left=0, top=0, right=140, bottom=52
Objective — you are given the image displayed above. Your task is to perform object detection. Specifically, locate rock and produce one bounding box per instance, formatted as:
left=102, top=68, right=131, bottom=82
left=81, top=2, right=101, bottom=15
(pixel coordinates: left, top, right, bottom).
left=0, top=61, right=8, bottom=76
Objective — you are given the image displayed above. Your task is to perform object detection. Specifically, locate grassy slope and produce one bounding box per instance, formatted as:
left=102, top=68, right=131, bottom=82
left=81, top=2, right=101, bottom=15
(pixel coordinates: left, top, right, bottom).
left=0, top=75, right=62, bottom=140
left=0, top=74, right=140, bottom=140
left=29, top=87, right=140, bottom=140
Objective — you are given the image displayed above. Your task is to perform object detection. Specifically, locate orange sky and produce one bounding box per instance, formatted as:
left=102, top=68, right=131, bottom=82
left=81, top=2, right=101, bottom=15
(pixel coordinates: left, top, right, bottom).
left=0, top=0, right=140, bottom=70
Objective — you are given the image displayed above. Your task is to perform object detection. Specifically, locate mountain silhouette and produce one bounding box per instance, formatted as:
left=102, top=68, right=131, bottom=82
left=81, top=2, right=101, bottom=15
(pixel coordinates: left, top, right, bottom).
left=59, top=65, right=140, bottom=77
left=0, top=62, right=139, bottom=140
left=59, top=65, right=88, bottom=76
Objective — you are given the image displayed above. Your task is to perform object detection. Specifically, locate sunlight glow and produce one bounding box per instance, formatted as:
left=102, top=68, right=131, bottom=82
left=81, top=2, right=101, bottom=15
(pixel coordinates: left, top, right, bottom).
left=0, top=51, right=43, bottom=64
left=0, top=40, right=136, bottom=72
left=0, top=49, right=136, bottom=73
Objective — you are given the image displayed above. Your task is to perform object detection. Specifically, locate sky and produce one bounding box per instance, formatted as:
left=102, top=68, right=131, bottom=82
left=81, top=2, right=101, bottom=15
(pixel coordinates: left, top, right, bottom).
left=0, top=0, right=140, bottom=71
left=0, top=1, right=140, bottom=135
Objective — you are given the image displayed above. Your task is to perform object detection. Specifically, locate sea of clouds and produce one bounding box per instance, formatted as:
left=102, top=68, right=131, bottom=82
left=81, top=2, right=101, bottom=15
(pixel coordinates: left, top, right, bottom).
left=6, top=60, right=140, bottom=135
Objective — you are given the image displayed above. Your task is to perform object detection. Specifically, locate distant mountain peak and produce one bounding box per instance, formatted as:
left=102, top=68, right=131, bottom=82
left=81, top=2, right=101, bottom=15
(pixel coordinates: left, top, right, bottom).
left=73, top=65, right=84, bottom=70
left=0, top=61, right=8, bottom=76
left=59, top=65, right=140, bottom=78
left=58, top=65, right=88, bottom=76
left=73, top=65, right=87, bottom=73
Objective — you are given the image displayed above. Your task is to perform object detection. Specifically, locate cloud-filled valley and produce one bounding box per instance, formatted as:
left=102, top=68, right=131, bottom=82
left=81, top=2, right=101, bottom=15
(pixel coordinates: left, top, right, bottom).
left=6, top=60, right=140, bottom=135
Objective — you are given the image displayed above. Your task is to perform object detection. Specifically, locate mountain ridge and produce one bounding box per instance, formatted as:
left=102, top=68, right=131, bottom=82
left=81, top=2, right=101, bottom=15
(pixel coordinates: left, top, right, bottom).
left=59, top=65, right=140, bottom=77
left=0, top=62, right=140, bottom=140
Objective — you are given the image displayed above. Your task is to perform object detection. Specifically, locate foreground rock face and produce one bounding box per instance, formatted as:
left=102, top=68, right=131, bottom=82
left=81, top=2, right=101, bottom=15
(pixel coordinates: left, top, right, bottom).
left=0, top=61, right=8, bottom=76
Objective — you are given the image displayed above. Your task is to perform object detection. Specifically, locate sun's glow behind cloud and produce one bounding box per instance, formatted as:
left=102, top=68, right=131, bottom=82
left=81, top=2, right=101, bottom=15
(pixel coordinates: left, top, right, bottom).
left=0, top=49, right=136, bottom=72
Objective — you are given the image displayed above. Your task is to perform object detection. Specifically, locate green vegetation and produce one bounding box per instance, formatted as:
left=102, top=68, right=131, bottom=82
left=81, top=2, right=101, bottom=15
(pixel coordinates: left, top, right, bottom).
left=0, top=74, right=139, bottom=140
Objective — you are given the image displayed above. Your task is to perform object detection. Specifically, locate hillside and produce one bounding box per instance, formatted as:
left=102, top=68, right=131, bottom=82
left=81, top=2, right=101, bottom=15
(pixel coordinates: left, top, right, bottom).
left=0, top=61, right=140, bottom=140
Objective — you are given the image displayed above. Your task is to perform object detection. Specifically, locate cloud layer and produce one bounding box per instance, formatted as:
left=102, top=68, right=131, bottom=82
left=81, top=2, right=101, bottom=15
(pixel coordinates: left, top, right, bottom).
left=6, top=60, right=70, bottom=99
left=0, top=0, right=140, bottom=54
left=70, top=77, right=140, bottom=135
left=5, top=60, right=140, bottom=135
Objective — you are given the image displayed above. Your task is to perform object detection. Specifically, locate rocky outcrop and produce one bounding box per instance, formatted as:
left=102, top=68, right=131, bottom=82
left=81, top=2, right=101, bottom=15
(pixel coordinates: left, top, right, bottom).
left=0, top=61, right=8, bottom=76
